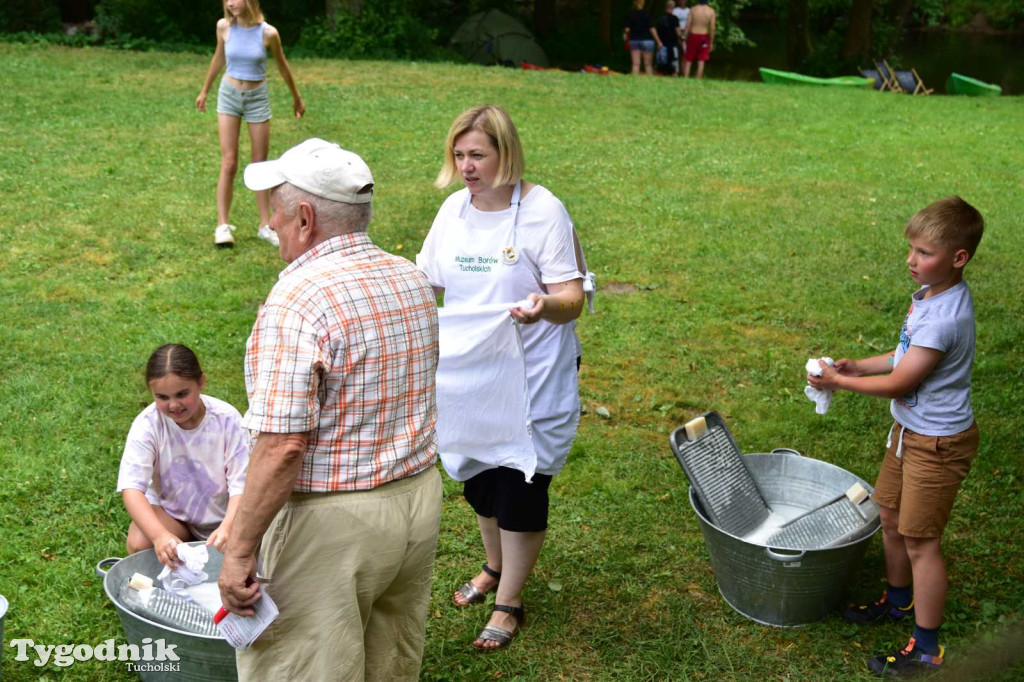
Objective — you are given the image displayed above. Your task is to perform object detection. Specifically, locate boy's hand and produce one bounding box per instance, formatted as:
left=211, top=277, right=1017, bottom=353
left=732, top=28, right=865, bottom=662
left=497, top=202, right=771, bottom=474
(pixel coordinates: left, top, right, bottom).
left=808, top=361, right=841, bottom=390
left=155, top=533, right=182, bottom=569
left=833, top=358, right=863, bottom=376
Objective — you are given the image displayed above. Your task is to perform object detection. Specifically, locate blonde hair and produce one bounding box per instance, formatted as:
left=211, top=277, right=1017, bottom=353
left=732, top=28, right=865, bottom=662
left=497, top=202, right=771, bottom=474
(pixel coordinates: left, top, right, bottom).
left=905, top=196, right=984, bottom=258
left=434, top=105, right=525, bottom=189
left=223, top=0, right=264, bottom=26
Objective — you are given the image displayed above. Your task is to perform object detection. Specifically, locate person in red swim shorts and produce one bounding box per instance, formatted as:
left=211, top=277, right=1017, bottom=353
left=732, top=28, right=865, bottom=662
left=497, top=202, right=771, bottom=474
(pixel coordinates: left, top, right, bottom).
left=682, top=0, right=715, bottom=79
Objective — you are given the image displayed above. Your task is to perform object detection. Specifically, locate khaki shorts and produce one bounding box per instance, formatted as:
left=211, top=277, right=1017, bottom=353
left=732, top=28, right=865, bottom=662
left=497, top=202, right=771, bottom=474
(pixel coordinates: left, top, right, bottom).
left=236, top=466, right=441, bottom=682
left=872, top=421, right=979, bottom=538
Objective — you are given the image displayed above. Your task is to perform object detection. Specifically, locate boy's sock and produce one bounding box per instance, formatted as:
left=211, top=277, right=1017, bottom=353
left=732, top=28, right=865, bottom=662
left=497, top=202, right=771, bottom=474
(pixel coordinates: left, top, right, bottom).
left=911, top=624, right=941, bottom=655
left=886, top=583, right=912, bottom=609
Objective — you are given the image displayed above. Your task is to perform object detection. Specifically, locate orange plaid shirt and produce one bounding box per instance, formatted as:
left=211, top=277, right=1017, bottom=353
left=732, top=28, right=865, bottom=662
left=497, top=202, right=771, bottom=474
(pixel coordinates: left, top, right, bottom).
left=243, top=232, right=439, bottom=492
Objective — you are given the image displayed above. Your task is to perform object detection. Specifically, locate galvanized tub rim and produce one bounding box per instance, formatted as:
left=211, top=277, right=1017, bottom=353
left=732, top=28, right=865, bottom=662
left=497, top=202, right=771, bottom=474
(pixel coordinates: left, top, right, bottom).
left=688, top=450, right=882, bottom=551
left=98, top=545, right=225, bottom=641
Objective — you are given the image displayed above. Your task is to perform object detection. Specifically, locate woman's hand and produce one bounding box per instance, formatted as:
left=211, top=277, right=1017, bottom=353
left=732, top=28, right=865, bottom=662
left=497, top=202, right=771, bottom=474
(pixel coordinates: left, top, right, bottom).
left=293, top=96, right=305, bottom=118
left=155, top=533, right=182, bottom=569
left=196, top=91, right=208, bottom=113
left=510, top=293, right=543, bottom=324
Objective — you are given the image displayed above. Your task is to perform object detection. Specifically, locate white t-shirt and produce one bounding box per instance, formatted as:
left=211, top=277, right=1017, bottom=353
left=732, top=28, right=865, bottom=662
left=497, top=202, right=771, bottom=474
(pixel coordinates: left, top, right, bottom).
left=417, top=185, right=584, bottom=477
left=673, top=7, right=690, bottom=32
left=117, top=395, right=250, bottom=533
left=890, top=282, right=975, bottom=436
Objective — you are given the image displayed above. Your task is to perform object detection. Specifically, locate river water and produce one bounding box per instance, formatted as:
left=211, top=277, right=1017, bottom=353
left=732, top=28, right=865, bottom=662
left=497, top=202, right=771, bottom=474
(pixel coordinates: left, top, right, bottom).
left=711, top=23, right=1024, bottom=95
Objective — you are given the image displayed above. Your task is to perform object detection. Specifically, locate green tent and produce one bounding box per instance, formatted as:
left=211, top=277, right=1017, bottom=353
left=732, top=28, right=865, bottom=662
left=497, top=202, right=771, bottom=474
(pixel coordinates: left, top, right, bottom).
left=450, top=9, right=549, bottom=68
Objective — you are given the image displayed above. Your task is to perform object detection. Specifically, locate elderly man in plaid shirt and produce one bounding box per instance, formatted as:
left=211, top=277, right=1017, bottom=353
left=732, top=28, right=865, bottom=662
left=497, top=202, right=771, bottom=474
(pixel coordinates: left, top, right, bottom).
left=218, top=138, right=442, bottom=681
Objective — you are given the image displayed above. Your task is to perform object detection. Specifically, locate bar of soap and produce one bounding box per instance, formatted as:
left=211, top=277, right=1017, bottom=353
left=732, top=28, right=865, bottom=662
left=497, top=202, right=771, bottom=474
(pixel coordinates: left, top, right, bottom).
left=845, top=482, right=869, bottom=504
left=129, top=573, right=154, bottom=591
left=684, top=416, right=708, bottom=441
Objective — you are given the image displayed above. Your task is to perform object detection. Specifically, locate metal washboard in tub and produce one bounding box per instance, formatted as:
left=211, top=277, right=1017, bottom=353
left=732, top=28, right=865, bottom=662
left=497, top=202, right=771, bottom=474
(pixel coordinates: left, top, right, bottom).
left=670, top=412, right=771, bottom=537
left=767, top=486, right=879, bottom=549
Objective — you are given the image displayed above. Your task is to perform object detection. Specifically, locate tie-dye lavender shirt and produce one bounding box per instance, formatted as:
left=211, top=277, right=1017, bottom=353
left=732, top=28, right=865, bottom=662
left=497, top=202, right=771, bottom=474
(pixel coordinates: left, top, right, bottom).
left=117, top=395, right=250, bottom=533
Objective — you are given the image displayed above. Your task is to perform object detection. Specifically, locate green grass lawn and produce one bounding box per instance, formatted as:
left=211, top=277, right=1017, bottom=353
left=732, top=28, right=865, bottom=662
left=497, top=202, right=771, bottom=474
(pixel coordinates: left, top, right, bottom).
left=0, top=43, right=1022, bottom=680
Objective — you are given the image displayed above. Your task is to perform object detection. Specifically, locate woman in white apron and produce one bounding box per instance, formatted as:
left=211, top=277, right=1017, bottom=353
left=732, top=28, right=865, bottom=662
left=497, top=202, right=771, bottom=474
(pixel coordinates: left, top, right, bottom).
left=417, top=105, right=587, bottom=650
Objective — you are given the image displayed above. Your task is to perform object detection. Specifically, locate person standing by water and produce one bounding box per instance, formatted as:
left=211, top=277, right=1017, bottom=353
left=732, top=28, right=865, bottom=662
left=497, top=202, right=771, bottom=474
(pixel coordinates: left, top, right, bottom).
left=417, top=105, right=588, bottom=651
left=673, top=0, right=691, bottom=37
left=195, top=0, right=305, bottom=248
left=657, top=1, right=684, bottom=76
left=624, top=0, right=663, bottom=76
left=682, top=0, right=716, bottom=79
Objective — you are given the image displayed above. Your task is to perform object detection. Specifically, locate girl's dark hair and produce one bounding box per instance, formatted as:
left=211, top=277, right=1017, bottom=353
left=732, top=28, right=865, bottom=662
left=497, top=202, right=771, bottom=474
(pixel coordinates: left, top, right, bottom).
left=145, top=344, right=204, bottom=383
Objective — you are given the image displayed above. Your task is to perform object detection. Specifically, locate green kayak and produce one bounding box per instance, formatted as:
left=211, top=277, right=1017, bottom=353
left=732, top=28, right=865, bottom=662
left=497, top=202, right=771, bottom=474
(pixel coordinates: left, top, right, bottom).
left=945, top=72, right=1002, bottom=97
left=759, top=68, right=874, bottom=88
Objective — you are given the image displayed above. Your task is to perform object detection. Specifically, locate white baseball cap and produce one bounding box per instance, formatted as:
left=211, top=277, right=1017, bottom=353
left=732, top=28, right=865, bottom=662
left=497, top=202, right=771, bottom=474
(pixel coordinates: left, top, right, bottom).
left=244, top=138, right=374, bottom=204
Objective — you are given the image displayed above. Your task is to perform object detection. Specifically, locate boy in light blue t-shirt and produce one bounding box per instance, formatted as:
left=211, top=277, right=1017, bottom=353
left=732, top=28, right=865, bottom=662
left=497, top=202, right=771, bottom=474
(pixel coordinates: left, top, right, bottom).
left=808, top=196, right=984, bottom=678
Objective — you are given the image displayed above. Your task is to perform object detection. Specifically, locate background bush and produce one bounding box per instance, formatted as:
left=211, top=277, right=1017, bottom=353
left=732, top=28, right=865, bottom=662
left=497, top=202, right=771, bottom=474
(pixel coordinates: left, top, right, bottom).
left=0, top=0, right=62, bottom=33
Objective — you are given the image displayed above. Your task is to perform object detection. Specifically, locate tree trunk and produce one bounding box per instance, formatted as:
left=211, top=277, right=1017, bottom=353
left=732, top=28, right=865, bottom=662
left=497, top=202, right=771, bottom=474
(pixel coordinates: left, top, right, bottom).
left=534, top=0, right=556, bottom=37
left=326, top=0, right=340, bottom=30
left=786, top=0, right=812, bottom=69
left=882, top=0, right=916, bottom=54
left=599, top=0, right=611, bottom=48
left=842, top=0, right=874, bottom=60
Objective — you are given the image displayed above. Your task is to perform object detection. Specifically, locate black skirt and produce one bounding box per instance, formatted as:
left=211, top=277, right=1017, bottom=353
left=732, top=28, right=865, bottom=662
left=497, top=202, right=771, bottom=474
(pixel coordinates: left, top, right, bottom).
left=463, top=466, right=553, bottom=532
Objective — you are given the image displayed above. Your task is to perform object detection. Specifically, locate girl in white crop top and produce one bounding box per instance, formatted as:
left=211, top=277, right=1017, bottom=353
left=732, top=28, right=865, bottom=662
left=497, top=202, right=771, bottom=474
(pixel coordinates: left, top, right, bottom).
left=195, top=0, right=304, bottom=249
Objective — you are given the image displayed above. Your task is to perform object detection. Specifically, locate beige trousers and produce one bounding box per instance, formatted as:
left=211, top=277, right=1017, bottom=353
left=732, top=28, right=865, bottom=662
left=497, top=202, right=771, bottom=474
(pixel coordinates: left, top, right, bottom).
left=237, top=466, right=442, bottom=682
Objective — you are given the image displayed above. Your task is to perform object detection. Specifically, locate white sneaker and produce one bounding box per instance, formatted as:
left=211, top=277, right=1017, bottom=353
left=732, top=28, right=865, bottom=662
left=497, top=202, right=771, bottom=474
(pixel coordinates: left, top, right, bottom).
left=214, top=224, right=236, bottom=247
left=257, top=225, right=280, bottom=247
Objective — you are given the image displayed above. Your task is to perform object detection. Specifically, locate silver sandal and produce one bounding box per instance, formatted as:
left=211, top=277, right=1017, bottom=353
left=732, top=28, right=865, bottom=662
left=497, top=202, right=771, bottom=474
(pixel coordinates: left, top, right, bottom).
left=473, top=604, right=524, bottom=651
left=453, top=562, right=501, bottom=607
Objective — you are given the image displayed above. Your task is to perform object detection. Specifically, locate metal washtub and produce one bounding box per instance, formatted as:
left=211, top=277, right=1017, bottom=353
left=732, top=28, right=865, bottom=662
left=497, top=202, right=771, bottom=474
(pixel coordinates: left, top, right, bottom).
left=1, top=594, right=8, bottom=677
left=677, top=445, right=881, bottom=627
left=97, top=543, right=237, bottom=681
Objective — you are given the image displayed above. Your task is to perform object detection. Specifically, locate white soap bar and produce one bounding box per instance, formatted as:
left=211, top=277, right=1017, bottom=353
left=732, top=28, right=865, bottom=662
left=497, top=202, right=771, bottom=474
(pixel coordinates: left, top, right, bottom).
left=128, top=573, right=154, bottom=591
left=684, top=416, right=708, bottom=441
left=845, top=482, right=869, bottom=504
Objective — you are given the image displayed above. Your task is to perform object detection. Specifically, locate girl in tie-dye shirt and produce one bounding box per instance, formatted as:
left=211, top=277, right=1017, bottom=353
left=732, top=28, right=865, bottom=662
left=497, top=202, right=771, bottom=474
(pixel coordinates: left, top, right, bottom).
left=117, top=344, right=250, bottom=568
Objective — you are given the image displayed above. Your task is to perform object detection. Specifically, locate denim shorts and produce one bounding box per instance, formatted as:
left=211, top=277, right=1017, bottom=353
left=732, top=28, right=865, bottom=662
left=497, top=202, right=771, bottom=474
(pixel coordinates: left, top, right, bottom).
left=629, top=39, right=655, bottom=53
left=216, top=79, right=272, bottom=122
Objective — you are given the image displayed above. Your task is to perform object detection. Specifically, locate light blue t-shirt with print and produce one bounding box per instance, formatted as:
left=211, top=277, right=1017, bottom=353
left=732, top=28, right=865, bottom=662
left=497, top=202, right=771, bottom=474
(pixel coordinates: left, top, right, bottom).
left=890, top=281, right=975, bottom=436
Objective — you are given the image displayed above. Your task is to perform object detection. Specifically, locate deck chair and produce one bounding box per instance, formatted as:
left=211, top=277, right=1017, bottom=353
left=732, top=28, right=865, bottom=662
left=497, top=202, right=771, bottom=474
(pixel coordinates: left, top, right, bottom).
left=874, top=60, right=900, bottom=92
left=860, top=66, right=885, bottom=91
left=891, top=64, right=934, bottom=95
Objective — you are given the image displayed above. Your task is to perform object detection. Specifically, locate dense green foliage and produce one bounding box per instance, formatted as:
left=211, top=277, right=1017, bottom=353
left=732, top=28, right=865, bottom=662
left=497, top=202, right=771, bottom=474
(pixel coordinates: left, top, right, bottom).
left=1, top=0, right=1020, bottom=74
left=1, top=44, right=1022, bottom=681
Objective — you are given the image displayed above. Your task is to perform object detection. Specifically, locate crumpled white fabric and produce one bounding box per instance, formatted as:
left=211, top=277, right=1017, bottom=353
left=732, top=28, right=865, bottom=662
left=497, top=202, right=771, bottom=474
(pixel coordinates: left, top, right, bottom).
left=582, top=272, right=597, bottom=313
left=157, top=543, right=209, bottom=601
left=804, top=357, right=835, bottom=415
left=436, top=302, right=537, bottom=483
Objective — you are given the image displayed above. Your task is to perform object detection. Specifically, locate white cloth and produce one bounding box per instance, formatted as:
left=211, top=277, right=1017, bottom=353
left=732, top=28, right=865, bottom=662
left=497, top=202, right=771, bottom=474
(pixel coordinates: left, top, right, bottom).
left=117, top=395, right=250, bottom=534
left=417, top=185, right=582, bottom=477
left=890, top=282, right=975, bottom=436
left=157, top=543, right=209, bottom=601
left=804, top=357, right=835, bottom=414
left=436, top=303, right=537, bottom=482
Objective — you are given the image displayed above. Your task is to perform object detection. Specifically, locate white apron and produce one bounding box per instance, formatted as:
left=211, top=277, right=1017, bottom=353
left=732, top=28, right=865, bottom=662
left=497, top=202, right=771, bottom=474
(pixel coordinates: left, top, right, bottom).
left=424, top=183, right=580, bottom=479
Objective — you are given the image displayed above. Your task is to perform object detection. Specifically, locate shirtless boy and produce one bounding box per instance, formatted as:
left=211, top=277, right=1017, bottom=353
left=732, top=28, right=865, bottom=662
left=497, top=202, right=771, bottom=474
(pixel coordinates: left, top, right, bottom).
left=682, top=0, right=715, bottom=79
